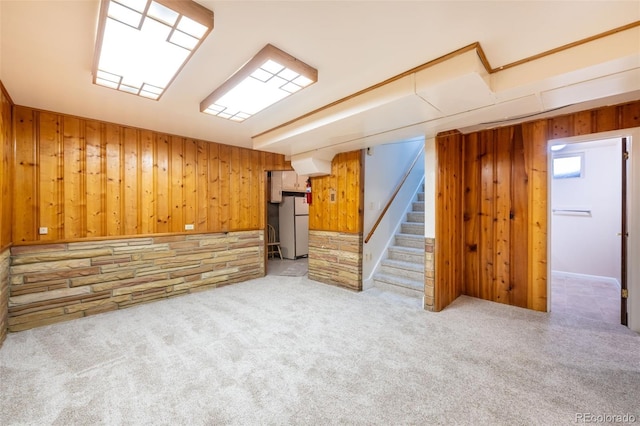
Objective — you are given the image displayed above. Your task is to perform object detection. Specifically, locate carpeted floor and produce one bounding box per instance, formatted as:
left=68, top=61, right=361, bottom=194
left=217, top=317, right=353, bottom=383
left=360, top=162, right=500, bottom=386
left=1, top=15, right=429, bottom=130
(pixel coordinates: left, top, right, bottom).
left=267, top=258, right=308, bottom=277
left=1, top=275, right=638, bottom=425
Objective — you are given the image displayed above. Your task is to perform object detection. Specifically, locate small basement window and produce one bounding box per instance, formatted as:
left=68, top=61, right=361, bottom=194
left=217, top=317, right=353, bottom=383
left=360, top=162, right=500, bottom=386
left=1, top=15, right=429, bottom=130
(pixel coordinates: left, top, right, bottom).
left=552, top=153, right=584, bottom=179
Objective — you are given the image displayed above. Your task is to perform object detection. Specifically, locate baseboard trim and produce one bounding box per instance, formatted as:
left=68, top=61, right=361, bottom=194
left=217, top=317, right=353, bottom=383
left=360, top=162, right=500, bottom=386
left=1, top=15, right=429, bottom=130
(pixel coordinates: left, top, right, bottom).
left=551, top=270, right=621, bottom=288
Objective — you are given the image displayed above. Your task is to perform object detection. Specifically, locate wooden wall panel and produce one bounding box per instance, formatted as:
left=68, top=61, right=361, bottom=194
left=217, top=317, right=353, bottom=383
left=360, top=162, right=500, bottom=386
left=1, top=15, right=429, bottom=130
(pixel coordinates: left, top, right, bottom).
left=218, top=144, right=231, bottom=232
left=85, top=120, right=104, bottom=237
left=573, top=111, right=593, bottom=135
left=478, top=131, right=495, bottom=302
left=155, top=134, right=170, bottom=233
left=494, top=127, right=513, bottom=304
left=39, top=112, right=63, bottom=241
left=196, top=140, right=209, bottom=231
left=11, top=106, right=291, bottom=244
left=62, top=116, right=84, bottom=239
left=140, top=130, right=155, bottom=234
left=523, top=121, right=548, bottom=312
left=105, top=123, right=122, bottom=236
left=508, top=126, right=529, bottom=308
left=230, top=146, right=242, bottom=231
left=1, top=84, right=11, bottom=348
left=13, top=107, right=37, bottom=242
left=184, top=138, right=197, bottom=229
left=123, top=127, right=139, bottom=235
left=309, top=150, right=364, bottom=234
left=208, top=143, right=220, bottom=232
left=1, top=84, right=13, bottom=249
left=251, top=150, right=262, bottom=228
left=435, top=131, right=464, bottom=312
left=620, top=102, right=640, bottom=129
left=436, top=100, right=639, bottom=313
left=593, top=105, right=618, bottom=133
left=445, top=124, right=546, bottom=310
left=462, top=133, right=480, bottom=298
left=239, top=148, right=250, bottom=227
left=170, top=136, right=184, bottom=233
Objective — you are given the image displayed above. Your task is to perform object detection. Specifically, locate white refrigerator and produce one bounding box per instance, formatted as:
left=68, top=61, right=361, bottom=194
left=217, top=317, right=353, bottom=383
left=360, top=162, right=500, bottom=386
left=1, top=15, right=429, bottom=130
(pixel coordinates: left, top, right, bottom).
left=278, top=196, right=309, bottom=259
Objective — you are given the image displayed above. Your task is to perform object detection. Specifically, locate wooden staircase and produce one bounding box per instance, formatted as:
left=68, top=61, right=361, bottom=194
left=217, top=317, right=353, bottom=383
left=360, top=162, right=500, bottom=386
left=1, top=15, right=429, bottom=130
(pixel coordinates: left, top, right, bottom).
left=372, top=189, right=425, bottom=299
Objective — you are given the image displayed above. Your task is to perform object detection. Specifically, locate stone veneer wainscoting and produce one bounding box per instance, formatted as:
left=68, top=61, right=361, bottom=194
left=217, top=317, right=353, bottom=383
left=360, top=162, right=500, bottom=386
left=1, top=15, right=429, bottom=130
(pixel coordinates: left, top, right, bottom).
left=0, top=249, right=9, bottom=346
left=8, top=231, right=264, bottom=332
left=424, top=238, right=435, bottom=311
left=308, top=230, right=362, bottom=291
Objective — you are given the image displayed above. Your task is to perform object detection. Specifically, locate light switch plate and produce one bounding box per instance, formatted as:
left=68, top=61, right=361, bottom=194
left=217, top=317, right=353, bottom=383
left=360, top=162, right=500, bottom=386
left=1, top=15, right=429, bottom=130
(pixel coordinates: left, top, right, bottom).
left=39, top=227, right=48, bottom=235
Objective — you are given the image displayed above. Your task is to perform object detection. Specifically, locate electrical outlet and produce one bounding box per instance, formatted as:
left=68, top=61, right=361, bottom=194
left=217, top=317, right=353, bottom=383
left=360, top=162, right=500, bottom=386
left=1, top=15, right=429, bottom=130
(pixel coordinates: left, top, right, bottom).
left=39, top=227, right=48, bottom=235
left=185, top=224, right=195, bottom=230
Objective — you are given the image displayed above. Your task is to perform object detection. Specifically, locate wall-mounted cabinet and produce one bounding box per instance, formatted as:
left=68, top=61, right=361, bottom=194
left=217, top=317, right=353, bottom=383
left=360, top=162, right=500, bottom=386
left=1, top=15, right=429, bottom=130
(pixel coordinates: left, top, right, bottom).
left=282, top=171, right=308, bottom=191
left=270, top=171, right=308, bottom=202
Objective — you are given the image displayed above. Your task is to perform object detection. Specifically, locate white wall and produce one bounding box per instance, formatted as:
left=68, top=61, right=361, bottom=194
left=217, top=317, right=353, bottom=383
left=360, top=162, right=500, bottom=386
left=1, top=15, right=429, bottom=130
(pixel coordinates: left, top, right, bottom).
left=362, top=139, right=424, bottom=284
left=551, top=138, right=621, bottom=283
left=424, top=138, right=436, bottom=238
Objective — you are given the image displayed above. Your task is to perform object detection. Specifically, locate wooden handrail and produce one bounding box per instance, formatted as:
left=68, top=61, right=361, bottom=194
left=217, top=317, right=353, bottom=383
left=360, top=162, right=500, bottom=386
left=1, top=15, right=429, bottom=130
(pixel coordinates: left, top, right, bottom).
left=364, top=146, right=424, bottom=244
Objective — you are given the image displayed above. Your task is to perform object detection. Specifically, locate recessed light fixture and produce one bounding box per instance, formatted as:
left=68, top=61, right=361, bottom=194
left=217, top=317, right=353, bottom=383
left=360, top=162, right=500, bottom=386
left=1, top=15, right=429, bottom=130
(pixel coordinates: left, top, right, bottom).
left=93, top=0, right=213, bottom=100
left=200, top=44, right=318, bottom=122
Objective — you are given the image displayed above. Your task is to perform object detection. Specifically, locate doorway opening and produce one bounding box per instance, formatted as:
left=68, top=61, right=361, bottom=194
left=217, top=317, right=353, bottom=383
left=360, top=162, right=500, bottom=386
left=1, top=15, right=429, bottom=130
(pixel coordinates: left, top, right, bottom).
left=265, top=170, right=309, bottom=278
left=548, top=135, right=628, bottom=326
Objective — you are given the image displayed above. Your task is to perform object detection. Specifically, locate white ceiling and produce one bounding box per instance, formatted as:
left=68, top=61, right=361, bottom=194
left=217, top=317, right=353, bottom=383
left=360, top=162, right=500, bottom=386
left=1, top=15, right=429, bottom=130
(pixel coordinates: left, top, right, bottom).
left=1, top=1, right=639, bottom=164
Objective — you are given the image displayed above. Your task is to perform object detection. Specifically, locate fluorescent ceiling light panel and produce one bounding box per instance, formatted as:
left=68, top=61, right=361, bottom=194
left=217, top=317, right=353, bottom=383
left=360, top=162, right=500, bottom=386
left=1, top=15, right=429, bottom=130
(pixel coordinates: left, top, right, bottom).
left=93, top=0, right=213, bottom=100
left=200, top=44, right=318, bottom=122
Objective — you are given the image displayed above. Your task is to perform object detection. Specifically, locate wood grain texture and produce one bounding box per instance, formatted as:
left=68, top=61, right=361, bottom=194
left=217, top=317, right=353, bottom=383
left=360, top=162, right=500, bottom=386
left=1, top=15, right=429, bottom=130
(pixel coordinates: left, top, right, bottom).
left=436, top=100, right=640, bottom=312
left=13, top=107, right=37, bottom=242
left=479, top=130, right=495, bottom=302
left=1, top=85, right=14, bottom=249
left=308, top=150, right=363, bottom=234
left=11, top=107, right=291, bottom=243
left=524, top=120, right=548, bottom=312
left=435, top=131, right=464, bottom=312
left=39, top=112, right=63, bottom=241
left=495, top=127, right=512, bottom=305
left=0, top=80, right=11, bottom=348
left=462, top=133, right=480, bottom=298
left=509, top=125, right=528, bottom=308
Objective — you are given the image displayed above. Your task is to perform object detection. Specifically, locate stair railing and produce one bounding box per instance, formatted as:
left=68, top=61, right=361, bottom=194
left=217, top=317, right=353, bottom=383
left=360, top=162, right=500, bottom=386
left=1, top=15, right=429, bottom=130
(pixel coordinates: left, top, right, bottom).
left=364, top=145, right=425, bottom=244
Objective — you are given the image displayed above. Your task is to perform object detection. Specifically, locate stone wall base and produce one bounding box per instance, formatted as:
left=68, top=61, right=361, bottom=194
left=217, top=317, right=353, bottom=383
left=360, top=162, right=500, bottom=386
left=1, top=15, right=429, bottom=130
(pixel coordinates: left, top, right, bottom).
left=0, top=249, right=9, bottom=346
left=8, top=231, right=264, bottom=332
left=308, top=230, right=362, bottom=291
left=424, top=237, right=435, bottom=311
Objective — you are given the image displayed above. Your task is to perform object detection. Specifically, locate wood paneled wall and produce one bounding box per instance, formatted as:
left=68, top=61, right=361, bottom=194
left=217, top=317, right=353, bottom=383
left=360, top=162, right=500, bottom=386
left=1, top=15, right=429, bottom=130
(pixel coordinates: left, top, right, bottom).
left=435, top=100, right=640, bottom=312
left=12, top=106, right=291, bottom=243
left=434, top=131, right=464, bottom=311
left=460, top=123, right=547, bottom=311
left=0, top=82, right=12, bottom=347
left=1, top=84, right=13, bottom=249
left=309, top=150, right=364, bottom=233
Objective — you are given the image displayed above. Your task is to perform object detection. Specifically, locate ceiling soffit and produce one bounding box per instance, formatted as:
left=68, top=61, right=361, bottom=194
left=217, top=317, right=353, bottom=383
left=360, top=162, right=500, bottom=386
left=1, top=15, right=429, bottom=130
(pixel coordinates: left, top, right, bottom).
left=253, top=22, right=640, bottom=173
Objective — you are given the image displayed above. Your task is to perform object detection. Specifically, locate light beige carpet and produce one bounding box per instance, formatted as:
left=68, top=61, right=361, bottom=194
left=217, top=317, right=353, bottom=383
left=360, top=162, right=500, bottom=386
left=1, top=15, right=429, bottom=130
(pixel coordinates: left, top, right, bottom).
left=1, top=275, right=638, bottom=425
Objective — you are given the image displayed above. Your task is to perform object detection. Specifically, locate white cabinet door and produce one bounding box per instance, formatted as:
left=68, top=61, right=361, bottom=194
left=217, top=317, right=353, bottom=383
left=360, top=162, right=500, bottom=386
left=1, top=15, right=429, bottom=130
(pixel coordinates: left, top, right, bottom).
left=281, top=171, right=298, bottom=191
left=281, top=171, right=309, bottom=192
left=297, top=174, right=309, bottom=191
left=270, top=171, right=282, bottom=203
